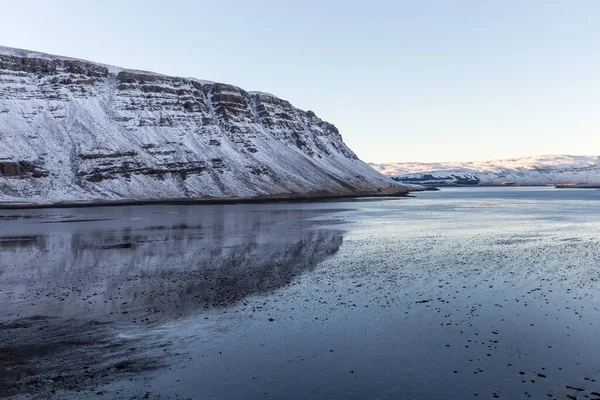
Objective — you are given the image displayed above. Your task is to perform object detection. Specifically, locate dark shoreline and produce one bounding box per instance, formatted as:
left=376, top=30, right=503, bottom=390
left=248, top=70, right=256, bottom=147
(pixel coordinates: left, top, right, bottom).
left=409, top=184, right=600, bottom=189
left=0, top=190, right=413, bottom=210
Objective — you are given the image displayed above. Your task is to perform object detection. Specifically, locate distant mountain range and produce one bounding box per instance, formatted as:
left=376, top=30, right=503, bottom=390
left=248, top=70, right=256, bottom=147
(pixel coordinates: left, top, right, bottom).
left=371, top=155, right=600, bottom=187
left=0, top=46, right=408, bottom=206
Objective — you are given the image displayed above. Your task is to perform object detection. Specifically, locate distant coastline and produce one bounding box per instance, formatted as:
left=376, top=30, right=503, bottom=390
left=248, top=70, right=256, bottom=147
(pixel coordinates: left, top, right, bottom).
left=371, top=155, right=600, bottom=188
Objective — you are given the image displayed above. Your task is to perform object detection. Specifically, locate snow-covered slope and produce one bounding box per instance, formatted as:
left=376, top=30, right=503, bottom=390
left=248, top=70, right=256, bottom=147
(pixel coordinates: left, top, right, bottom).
left=0, top=46, right=407, bottom=205
left=371, top=155, right=600, bottom=187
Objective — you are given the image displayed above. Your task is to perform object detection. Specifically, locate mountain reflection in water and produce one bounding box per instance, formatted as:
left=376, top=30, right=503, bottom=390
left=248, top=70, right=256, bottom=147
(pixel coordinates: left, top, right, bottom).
left=0, top=206, right=345, bottom=322
left=0, top=205, right=345, bottom=397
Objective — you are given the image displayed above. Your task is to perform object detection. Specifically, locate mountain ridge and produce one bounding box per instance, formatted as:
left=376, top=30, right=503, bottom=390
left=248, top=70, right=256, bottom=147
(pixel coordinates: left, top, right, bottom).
left=371, top=155, right=600, bottom=187
left=0, top=46, right=408, bottom=205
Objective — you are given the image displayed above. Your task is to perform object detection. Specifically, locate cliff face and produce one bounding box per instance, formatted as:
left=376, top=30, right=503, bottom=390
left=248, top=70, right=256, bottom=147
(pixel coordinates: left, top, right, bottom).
left=0, top=46, right=405, bottom=204
left=371, top=155, right=600, bottom=187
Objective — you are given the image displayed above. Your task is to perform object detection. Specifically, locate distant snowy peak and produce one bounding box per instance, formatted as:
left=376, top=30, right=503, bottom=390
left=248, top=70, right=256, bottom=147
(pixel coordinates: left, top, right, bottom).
left=371, top=155, right=600, bottom=187
left=0, top=46, right=408, bottom=205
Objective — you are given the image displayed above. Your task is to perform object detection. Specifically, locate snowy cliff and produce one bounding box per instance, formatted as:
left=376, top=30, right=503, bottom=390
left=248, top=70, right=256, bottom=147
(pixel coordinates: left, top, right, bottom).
left=371, top=155, right=600, bottom=187
left=0, top=46, right=406, bottom=205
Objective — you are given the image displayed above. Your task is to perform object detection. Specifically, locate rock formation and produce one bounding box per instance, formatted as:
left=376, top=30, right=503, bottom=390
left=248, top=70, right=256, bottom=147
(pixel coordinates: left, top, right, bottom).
left=0, top=46, right=406, bottom=205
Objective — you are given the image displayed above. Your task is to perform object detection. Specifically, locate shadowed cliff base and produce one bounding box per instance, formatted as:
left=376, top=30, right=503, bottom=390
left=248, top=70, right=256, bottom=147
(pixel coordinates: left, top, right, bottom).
left=0, top=187, right=414, bottom=209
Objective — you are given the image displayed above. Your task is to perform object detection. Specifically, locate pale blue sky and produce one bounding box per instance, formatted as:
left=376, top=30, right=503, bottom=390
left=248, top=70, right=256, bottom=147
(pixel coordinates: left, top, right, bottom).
left=1, top=0, right=599, bottom=162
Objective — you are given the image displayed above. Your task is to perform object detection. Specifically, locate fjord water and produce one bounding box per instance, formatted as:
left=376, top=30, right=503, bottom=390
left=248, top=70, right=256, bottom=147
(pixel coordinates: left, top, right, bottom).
left=1, top=187, right=600, bottom=399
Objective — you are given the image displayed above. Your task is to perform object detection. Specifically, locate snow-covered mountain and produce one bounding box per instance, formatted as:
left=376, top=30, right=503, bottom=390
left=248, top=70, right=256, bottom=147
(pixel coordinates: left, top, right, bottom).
left=0, top=46, right=407, bottom=205
left=371, top=155, right=600, bottom=187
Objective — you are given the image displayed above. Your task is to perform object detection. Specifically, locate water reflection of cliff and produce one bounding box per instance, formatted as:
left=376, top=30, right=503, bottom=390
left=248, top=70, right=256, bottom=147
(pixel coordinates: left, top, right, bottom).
left=0, top=206, right=344, bottom=323
left=0, top=206, right=345, bottom=397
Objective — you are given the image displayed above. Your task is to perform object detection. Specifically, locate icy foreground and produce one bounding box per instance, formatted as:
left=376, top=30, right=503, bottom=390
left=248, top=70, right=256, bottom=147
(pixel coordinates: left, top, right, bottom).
left=371, top=155, right=600, bottom=187
left=0, top=46, right=407, bottom=205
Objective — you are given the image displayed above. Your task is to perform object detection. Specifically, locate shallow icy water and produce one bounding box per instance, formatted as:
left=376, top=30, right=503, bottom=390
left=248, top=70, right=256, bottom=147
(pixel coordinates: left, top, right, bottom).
left=1, top=187, right=600, bottom=399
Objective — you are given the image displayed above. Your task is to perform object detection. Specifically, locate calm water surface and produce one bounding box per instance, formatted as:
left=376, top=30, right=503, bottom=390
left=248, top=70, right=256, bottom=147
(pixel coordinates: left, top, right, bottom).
left=1, top=187, right=600, bottom=399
